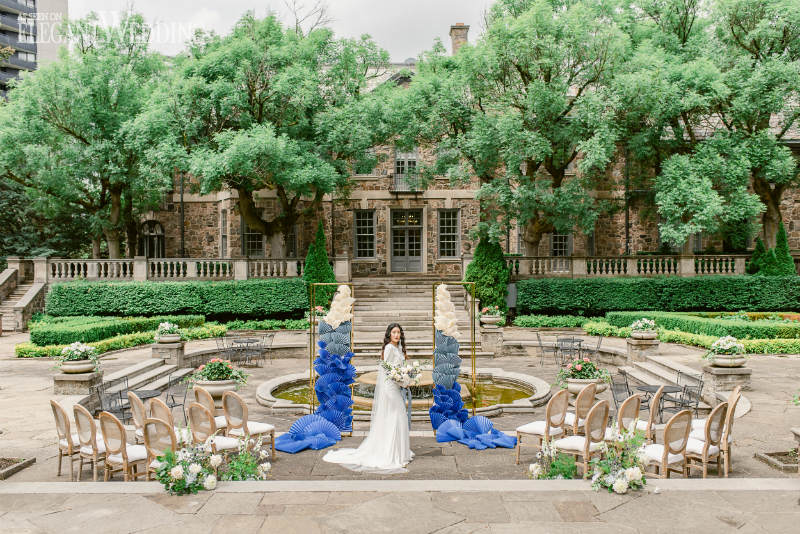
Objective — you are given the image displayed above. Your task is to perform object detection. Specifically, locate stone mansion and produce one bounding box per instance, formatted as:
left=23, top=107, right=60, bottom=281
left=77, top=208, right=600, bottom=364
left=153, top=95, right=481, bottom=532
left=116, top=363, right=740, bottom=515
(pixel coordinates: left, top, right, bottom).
left=138, top=24, right=800, bottom=278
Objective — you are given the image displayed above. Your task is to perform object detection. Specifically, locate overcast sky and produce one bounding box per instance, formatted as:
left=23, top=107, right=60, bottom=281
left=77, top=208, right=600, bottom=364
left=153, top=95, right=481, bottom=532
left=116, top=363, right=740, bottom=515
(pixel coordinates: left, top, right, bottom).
left=66, top=0, right=492, bottom=60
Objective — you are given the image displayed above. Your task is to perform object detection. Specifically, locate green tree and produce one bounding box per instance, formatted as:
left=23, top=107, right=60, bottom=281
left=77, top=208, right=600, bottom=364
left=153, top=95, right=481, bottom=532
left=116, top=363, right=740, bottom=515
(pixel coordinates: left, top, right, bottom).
left=773, top=221, right=796, bottom=275
left=0, top=13, right=166, bottom=257
left=465, top=238, right=509, bottom=310
left=303, top=220, right=337, bottom=306
left=746, top=237, right=767, bottom=274
left=131, top=13, right=392, bottom=249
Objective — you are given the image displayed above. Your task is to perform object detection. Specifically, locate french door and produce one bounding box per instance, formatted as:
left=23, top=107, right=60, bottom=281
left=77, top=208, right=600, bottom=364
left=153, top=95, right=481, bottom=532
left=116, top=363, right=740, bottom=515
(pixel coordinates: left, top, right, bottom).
left=391, top=209, right=422, bottom=272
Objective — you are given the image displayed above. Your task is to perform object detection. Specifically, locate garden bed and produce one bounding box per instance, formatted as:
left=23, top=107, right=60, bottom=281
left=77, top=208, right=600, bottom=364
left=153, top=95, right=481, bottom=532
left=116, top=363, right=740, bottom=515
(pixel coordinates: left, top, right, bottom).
left=754, top=450, right=799, bottom=472
left=0, top=457, right=36, bottom=480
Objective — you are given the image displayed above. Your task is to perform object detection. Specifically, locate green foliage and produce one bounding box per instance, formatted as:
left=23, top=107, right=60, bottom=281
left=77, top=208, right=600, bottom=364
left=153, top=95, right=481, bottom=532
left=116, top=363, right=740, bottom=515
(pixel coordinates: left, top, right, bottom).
left=303, top=220, right=336, bottom=307
left=45, top=279, right=308, bottom=319
left=773, top=222, right=796, bottom=275
left=513, top=315, right=590, bottom=328
left=465, top=238, right=509, bottom=310
left=583, top=321, right=632, bottom=339
left=225, top=318, right=309, bottom=331
left=154, top=448, right=215, bottom=495
left=556, top=358, right=611, bottom=388
left=188, top=359, right=247, bottom=385
left=528, top=439, right=577, bottom=480
left=746, top=237, right=767, bottom=274
left=29, top=315, right=205, bottom=346
left=16, top=323, right=226, bottom=358
left=605, top=311, right=800, bottom=339
left=218, top=435, right=272, bottom=481
left=516, top=276, right=800, bottom=315
left=589, top=429, right=647, bottom=494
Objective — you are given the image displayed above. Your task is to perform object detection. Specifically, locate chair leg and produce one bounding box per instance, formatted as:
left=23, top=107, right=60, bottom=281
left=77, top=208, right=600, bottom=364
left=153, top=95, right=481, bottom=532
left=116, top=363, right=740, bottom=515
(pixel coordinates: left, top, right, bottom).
left=104, top=463, right=110, bottom=481
left=77, top=457, right=83, bottom=482
left=57, top=449, right=63, bottom=476
left=68, top=455, right=74, bottom=482
left=93, top=459, right=98, bottom=482
left=515, top=434, right=521, bottom=465
left=271, top=430, right=276, bottom=459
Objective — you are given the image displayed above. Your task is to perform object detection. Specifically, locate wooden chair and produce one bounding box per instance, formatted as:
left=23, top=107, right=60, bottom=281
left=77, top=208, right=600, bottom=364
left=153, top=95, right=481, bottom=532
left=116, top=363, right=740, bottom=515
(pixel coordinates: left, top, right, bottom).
left=98, top=411, right=148, bottom=481
left=604, top=394, right=641, bottom=441
left=127, top=391, right=147, bottom=444
left=642, top=386, right=666, bottom=443
left=691, top=386, right=741, bottom=432
left=187, top=402, right=239, bottom=453
left=222, top=391, right=275, bottom=458
left=149, top=397, right=191, bottom=444
left=515, top=389, right=569, bottom=464
left=553, top=400, right=610, bottom=476
left=564, top=382, right=597, bottom=435
left=194, top=386, right=227, bottom=430
left=50, top=400, right=79, bottom=481
left=686, top=402, right=727, bottom=478
left=641, top=409, right=692, bottom=478
left=73, top=404, right=106, bottom=481
left=691, top=390, right=741, bottom=477
left=142, top=417, right=177, bottom=480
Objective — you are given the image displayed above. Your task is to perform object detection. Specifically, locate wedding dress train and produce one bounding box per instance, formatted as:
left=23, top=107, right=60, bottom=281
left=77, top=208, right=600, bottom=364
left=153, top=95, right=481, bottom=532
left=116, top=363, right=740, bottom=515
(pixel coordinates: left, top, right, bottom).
left=322, top=342, right=414, bottom=473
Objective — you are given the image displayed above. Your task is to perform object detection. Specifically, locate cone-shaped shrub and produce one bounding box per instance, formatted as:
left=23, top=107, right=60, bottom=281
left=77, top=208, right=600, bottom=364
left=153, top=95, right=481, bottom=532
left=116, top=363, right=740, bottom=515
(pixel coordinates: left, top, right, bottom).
left=303, top=220, right=337, bottom=306
left=746, top=237, right=766, bottom=274
left=465, top=237, right=509, bottom=310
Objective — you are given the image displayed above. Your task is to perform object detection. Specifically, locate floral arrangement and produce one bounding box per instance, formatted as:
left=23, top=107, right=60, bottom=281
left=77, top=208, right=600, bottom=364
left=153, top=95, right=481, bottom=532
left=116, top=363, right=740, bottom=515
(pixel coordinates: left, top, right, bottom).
left=481, top=305, right=502, bottom=316
left=54, top=342, right=99, bottom=370
left=556, top=357, right=611, bottom=388
left=187, top=358, right=248, bottom=385
left=434, top=284, right=460, bottom=338
left=528, top=439, right=577, bottom=480
left=218, top=434, right=272, bottom=481
left=154, top=445, right=217, bottom=495
left=629, top=318, right=656, bottom=332
left=381, top=359, right=423, bottom=388
left=322, top=285, right=355, bottom=329
left=707, top=336, right=745, bottom=355
left=589, top=426, right=647, bottom=494
left=156, top=322, right=181, bottom=340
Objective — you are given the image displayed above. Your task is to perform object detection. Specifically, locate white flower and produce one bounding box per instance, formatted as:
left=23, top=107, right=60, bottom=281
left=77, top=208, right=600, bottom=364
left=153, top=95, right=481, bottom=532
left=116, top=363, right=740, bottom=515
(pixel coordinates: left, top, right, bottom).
left=169, top=465, right=184, bottom=480
left=613, top=478, right=629, bottom=494
left=188, top=463, right=202, bottom=475
left=528, top=464, right=542, bottom=478
left=210, top=454, right=223, bottom=468
left=625, top=466, right=642, bottom=482
left=151, top=460, right=163, bottom=470
left=259, top=449, right=269, bottom=460
left=203, top=474, right=217, bottom=490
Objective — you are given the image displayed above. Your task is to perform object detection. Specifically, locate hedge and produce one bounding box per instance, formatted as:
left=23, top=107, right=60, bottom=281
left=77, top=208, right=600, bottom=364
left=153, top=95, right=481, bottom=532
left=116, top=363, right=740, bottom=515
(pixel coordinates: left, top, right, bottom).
left=605, top=311, right=800, bottom=340
left=513, top=314, right=590, bottom=328
left=16, top=323, right=227, bottom=358
left=29, top=315, right=206, bottom=346
left=45, top=279, right=308, bottom=319
left=225, top=318, right=309, bottom=331
left=515, top=276, right=800, bottom=315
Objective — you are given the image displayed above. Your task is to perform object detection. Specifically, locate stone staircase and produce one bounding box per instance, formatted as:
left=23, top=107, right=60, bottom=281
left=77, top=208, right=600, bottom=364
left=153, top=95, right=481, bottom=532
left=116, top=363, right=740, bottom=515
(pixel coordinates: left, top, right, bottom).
left=103, top=358, right=194, bottom=396
left=350, top=277, right=490, bottom=358
left=0, top=282, right=32, bottom=332
left=621, top=355, right=711, bottom=414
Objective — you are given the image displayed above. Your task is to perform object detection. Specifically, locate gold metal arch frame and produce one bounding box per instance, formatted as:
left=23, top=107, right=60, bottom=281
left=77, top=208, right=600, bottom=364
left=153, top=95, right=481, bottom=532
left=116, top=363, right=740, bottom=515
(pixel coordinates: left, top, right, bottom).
left=432, top=281, right=477, bottom=417
left=308, top=282, right=354, bottom=413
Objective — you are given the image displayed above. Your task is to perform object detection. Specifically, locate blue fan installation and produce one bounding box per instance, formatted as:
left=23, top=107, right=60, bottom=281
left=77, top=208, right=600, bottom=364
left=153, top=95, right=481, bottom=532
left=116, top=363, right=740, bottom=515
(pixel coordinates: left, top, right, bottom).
left=275, top=320, right=356, bottom=453
left=429, top=329, right=517, bottom=449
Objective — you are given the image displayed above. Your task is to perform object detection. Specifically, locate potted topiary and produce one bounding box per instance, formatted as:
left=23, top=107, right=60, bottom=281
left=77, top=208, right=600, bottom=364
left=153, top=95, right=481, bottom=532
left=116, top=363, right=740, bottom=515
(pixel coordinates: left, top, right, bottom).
left=629, top=318, right=657, bottom=340
left=55, top=342, right=99, bottom=374
left=704, top=336, right=747, bottom=368
left=557, top=357, right=611, bottom=396
left=156, top=322, right=182, bottom=344
left=187, top=358, right=248, bottom=405
left=480, top=305, right=503, bottom=326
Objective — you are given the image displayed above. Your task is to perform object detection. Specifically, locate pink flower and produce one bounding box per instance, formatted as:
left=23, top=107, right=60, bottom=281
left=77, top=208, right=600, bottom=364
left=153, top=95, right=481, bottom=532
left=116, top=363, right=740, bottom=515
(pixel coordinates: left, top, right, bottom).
left=566, top=363, right=573, bottom=369
left=575, top=364, right=583, bottom=371
left=583, top=358, right=590, bottom=363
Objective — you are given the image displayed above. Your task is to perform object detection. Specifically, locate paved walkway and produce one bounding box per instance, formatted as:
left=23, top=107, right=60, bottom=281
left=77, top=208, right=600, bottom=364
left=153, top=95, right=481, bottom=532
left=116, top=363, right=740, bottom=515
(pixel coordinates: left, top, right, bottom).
left=2, top=479, right=800, bottom=533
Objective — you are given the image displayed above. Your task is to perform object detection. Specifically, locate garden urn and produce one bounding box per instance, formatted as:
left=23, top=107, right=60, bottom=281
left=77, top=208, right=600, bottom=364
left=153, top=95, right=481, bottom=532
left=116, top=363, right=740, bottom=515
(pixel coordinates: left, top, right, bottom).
left=157, top=334, right=182, bottom=344
left=566, top=377, right=608, bottom=397
left=60, top=360, right=96, bottom=374
left=195, top=379, right=238, bottom=407
left=630, top=330, right=657, bottom=340
left=480, top=315, right=502, bottom=326
left=710, top=353, right=747, bottom=368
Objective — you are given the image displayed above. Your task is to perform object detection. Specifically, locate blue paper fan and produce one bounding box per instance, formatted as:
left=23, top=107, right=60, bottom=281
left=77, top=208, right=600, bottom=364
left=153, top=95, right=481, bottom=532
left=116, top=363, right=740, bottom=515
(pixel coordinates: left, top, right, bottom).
left=463, top=415, right=494, bottom=436
left=429, top=411, right=448, bottom=430
left=315, top=408, right=352, bottom=430
left=334, top=321, right=352, bottom=334
left=289, top=414, right=341, bottom=440
left=318, top=322, right=333, bottom=335
left=331, top=332, right=351, bottom=347
left=436, top=419, right=465, bottom=442
left=434, top=352, right=462, bottom=367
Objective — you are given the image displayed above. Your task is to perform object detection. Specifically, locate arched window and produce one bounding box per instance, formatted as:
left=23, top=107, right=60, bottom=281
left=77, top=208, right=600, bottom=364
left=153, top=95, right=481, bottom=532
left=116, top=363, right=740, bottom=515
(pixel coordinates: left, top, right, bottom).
left=139, top=220, right=165, bottom=258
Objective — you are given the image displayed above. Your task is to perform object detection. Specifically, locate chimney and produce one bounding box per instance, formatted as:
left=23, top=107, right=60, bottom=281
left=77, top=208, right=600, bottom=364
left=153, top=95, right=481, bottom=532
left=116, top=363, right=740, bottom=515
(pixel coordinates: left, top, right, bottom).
left=449, top=23, right=470, bottom=55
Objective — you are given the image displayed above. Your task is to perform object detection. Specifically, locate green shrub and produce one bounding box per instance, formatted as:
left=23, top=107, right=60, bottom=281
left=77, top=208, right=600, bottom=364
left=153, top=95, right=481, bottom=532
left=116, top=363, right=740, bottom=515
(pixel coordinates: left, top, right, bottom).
left=746, top=237, right=766, bottom=274
left=16, top=324, right=227, bottom=358
left=465, top=237, right=509, bottom=310
left=303, top=220, right=336, bottom=307
left=583, top=320, right=631, bottom=338
left=513, top=314, right=589, bottom=328
left=515, top=276, right=800, bottom=315
left=773, top=222, right=796, bottom=275
left=605, top=311, right=800, bottom=339
left=225, top=318, right=309, bottom=330
left=29, top=315, right=205, bottom=346
left=45, top=279, right=308, bottom=319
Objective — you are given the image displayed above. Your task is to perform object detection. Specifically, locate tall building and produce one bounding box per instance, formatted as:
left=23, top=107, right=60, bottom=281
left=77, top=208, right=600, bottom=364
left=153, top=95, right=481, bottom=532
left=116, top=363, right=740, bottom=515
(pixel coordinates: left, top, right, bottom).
left=0, top=0, right=68, bottom=97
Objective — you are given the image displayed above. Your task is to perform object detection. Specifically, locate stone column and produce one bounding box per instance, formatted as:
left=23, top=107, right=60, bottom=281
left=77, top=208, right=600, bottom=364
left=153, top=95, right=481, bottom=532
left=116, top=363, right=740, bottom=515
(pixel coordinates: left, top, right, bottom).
left=133, top=256, right=148, bottom=281
left=572, top=256, right=587, bottom=277
left=461, top=253, right=474, bottom=278
left=626, top=334, right=660, bottom=363
left=702, top=365, right=752, bottom=404
left=334, top=254, right=351, bottom=282
left=33, top=256, right=49, bottom=283
left=5, top=256, right=21, bottom=272
left=152, top=341, right=186, bottom=367
left=233, top=259, right=249, bottom=280
left=53, top=371, right=103, bottom=395
left=679, top=255, right=696, bottom=277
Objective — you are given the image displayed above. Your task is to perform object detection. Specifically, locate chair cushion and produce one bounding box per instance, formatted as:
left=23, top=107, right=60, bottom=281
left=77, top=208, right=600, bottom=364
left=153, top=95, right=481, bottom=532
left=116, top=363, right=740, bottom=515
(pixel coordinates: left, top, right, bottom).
left=59, top=433, right=79, bottom=449
left=691, top=418, right=707, bottom=431
left=553, top=435, right=603, bottom=453
left=135, top=428, right=143, bottom=438
left=209, top=435, right=240, bottom=451
left=80, top=438, right=106, bottom=455
left=516, top=420, right=564, bottom=437
left=214, top=415, right=227, bottom=428
left=690, top=429, right=732, bottom=443
left=107, top=444, right=147, bottom=464
left=229, top=421, right=275, bottom=436
left=635, top=420, right=649, bottom=431
left=563, top=413, right=585, bottom=427
left=685, top=437, right=720, bottom=456
left=642, top=443, right=684, bottom=465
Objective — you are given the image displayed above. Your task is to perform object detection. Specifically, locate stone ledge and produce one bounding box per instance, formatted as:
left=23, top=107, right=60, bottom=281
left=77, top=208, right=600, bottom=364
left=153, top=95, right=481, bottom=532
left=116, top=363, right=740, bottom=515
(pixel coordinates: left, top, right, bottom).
left=53, top=371, right=103, bottom=395
left=702, top=365, right=752, bottom=376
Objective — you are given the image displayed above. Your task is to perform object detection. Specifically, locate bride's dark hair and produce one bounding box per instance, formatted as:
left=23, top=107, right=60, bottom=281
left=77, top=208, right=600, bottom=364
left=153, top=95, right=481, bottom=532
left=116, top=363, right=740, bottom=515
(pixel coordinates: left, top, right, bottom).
left=382, top=323, right=407, bottom=358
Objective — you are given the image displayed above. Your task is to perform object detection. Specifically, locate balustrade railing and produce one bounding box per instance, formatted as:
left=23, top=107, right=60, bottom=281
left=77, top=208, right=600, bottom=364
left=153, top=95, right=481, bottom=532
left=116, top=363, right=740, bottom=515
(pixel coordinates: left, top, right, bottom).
left=148, top=259, right=234, bottom=280
left=49, top=259, right=134, bottom=281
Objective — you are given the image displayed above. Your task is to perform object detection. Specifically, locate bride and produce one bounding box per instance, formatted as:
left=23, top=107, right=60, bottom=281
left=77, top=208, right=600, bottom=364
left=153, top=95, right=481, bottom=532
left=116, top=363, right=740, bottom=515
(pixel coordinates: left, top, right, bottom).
left=323, top=323, right=414, bottom=473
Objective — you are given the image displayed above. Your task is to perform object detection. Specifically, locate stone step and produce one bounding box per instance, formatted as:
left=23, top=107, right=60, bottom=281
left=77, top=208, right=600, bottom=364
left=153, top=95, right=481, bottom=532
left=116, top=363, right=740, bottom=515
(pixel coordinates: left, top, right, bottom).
left=619, top=366, right=711, bottom=414
left=108, top=363, right=179, bottom=394
left=644, top=355, right=703, bottom=381
left=104, top=358, right=167, bottom=390
left=139, top=367, right=194, bottom=393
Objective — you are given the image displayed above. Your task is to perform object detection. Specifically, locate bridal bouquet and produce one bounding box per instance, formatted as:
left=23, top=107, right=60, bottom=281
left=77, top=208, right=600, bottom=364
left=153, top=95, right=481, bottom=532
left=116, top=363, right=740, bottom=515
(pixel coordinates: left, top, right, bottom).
left=381, top=360, right=423, bottom=388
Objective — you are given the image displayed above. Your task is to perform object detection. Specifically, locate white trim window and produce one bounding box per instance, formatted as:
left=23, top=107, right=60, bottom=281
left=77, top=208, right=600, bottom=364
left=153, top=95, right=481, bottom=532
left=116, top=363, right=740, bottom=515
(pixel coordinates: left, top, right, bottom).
left=354, top=210, right=375, bottom=258
left=242, top=217, right=264, bottom=258
left=438, top=209, right=460, bottom=258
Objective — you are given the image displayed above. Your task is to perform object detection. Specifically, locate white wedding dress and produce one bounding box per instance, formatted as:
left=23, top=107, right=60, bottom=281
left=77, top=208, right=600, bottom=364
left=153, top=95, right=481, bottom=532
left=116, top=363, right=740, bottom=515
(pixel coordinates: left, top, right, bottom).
left=322, top=342, right=414, bottom=473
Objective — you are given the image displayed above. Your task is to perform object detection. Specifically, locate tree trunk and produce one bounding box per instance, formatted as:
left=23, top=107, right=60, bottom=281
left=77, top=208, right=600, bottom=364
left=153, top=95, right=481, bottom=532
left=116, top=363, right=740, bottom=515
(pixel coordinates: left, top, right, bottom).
left=237, top=187, right=282, bottom=238
left=522, top=217, right=554, bottom=255
left=752, top=178, right=784, bottom=248
left=104, top=229, right=121, bottom=259
left=105, top=188, right=123, bottom=258
left=91, top=236, right=102, bottom=259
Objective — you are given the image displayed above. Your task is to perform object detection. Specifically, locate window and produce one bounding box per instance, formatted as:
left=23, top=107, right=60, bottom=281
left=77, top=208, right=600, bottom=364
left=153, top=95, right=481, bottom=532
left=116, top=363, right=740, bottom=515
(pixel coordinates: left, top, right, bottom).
left=395, top=149, right=417, bottom=176
left=220, top=209, right=228, bottom=258
left=692, top=232, right=703, bottom=253
left=285, top=226, right=298, bottom=258
left=438, top=209, right=460, bottom=258
left=17, top=52, right=36, bottom=62
left=551, top=232, right=571, bottom=257
left=19, top=33, right=35, bottom=44
left=354, top=210, right=375, bottom=258
left=139, top=220, right=164, bottom=258
left=586, top=230, right=596, bottom=256
left=242, top=218, right=264, bottom=257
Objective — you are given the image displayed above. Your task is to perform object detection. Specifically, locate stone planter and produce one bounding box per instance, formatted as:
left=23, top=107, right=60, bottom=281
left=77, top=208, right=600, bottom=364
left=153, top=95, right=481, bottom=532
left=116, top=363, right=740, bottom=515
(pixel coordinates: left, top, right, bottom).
left=480, top=315, right=503, bottom=326
left=565, top=377, right=608, bottom=397
left=195, top=379, right=238, bottom=408
left=157, top=334, right=182, bottom=344
left=631, top=330, right=657, bottom=340
left=709, top=353, right=747, bottom=368
left=60, top=360, right=96, bottom=374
